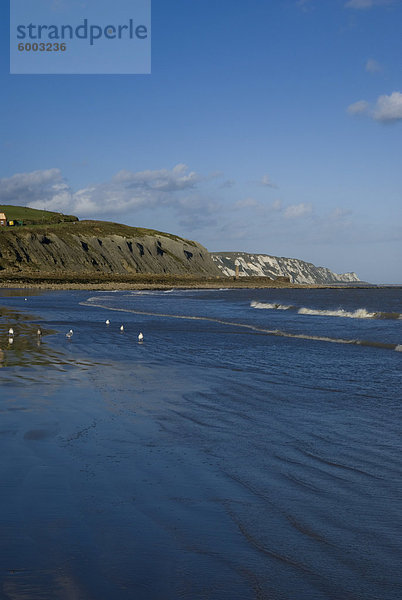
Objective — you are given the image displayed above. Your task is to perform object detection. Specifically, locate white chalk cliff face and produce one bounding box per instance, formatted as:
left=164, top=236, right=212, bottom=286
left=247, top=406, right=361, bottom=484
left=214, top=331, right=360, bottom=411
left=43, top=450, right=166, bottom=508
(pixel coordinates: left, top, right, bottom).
left=211, top=252, right=360, bottom=284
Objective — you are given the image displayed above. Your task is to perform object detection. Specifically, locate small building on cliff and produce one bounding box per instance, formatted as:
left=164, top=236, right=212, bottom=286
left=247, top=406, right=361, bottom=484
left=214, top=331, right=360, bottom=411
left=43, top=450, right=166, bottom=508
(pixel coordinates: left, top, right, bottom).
left=0, top=213, right=6, bottom=226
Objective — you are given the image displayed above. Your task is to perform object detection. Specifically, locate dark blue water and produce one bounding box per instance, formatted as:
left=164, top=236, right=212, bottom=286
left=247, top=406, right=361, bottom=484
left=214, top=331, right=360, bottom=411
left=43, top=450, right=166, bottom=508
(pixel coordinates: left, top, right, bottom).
left=0, top=288, right=401, bottom=599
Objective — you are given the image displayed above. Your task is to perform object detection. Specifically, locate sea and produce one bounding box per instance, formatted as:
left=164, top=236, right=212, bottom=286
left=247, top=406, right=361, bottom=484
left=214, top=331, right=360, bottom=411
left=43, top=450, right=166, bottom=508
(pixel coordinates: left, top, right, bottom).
left=0, top=286, right=401, bottom=600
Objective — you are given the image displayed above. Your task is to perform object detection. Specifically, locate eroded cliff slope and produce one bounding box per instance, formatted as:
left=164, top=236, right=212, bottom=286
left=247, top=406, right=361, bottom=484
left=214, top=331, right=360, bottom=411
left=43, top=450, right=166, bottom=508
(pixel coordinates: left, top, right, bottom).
left=0, top=221, right=221, bottom=277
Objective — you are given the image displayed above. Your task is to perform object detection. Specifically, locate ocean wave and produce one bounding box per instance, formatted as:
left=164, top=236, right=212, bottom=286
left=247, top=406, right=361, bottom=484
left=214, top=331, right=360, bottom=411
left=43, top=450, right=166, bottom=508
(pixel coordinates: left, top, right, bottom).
left=124, top=290, right=164, bottom=296
left=81, top=301, right=402, bottom=353
left=251, top=301, right=294, bottom=311
left=250, top=302, right=401, bottom=320
left=298, top=307, right=376, bottom=319
left=86, top=295, right=120, bottom=302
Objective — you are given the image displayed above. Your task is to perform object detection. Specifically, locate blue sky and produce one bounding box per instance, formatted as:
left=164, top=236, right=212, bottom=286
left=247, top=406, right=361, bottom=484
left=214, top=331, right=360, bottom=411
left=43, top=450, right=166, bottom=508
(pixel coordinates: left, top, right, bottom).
left=1, top=0, right=401, bottom=283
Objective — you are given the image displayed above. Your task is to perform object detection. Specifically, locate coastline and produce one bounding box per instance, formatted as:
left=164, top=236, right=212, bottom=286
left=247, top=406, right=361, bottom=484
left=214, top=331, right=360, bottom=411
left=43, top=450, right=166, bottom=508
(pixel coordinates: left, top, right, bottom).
left=0, top=273, right=386, bottom=291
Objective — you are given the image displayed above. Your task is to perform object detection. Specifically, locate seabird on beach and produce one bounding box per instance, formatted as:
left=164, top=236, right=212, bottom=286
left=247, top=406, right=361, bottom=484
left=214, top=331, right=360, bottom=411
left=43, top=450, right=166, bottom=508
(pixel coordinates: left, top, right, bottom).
left=120, top=325, right=124, bottom=332
left=106, top=319, right=110, bottom=325
left=138, top=332, right=144, bottom=342
left=8, top=328, right=14, bottom=337
left=66, top=329, right=73, bottom=339
left=37, top=328, right=42, bottom=336
left=8, top=337, right=13, bottom=345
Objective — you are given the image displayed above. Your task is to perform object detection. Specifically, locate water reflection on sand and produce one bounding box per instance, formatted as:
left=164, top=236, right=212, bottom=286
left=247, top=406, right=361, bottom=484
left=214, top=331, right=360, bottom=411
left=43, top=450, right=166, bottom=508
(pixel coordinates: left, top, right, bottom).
left=0, top=289, right=44, bottom=298
left=0, top=306, right=95, bottom=380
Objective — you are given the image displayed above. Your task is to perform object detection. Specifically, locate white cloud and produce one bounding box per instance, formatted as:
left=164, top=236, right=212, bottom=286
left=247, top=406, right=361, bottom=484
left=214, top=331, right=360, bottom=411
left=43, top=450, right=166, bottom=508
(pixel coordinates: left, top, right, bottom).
left=113, top=163, right=200, bottom=192
left=373, top=91, right=402, bottom=122
left=347, top=100, right=369, bottom=115
left=0, top=168, right=73, bottom=210
left=260, top=174, right=277, bottom=188
left=347, top=92, right=402, bottom=123
left=284, top=203, right=313, bottom=219
left=0, top=164, right=205, bottom=217
left=345, top=0, right=395, bottom=8
left=365, top=58, right=382, bottom=73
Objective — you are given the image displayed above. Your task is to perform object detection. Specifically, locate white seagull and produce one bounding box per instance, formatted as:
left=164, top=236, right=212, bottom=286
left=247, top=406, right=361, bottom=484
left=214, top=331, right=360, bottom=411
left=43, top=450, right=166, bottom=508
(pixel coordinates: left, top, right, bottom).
left=66, top=329, right=73, bottom=339
left=105, top=319, right=110, bottom=325
left=37, top=328, right=42, bottom=336
left=138, top=332, right=144, bottom=342
left=8, top=328, right=14, bottom=337
left=120, top=325, right=124, bottom=332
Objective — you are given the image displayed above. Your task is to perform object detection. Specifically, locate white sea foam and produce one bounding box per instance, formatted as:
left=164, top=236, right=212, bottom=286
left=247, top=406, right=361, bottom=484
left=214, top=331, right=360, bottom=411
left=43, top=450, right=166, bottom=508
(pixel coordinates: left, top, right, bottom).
left=251, top=301, right=292, bottom=310
left=87, top=296, right=118, bottom=302
left=123, top=291, right=167, bottom=296
left=395, top=345, right=402, bottom=352
left=298, top=307, right=377, bottom=319
left=250, top=301, right=385, bottom=320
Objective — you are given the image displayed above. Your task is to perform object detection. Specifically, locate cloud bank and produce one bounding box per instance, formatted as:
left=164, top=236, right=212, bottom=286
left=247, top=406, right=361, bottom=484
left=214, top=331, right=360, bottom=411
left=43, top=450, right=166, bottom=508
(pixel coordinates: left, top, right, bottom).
left=0, top=166, right=359, bottom=254
left=0, top=166, right=318, bottom=231
left=0, top=164, right=204, bottom=217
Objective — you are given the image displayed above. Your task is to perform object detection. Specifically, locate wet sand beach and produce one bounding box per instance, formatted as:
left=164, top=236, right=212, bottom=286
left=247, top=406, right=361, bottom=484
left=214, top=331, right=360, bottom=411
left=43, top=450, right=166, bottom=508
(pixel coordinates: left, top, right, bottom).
left=1, top=288, right=401, bottom=599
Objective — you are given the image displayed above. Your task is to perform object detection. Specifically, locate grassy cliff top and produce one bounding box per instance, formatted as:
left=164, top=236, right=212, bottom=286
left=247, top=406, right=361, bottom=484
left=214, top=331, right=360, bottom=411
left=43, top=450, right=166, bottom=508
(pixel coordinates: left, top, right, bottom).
left=0, top=206, right=197, bottom=245
left=34, top=220, right=197, bottom=244
left=0, top=205, right=79, bottom=225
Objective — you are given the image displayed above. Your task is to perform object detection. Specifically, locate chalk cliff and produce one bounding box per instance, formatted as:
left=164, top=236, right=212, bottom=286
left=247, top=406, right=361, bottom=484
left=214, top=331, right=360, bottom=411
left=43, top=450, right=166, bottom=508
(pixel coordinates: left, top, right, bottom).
left=211, top=252, right=360, bottom=284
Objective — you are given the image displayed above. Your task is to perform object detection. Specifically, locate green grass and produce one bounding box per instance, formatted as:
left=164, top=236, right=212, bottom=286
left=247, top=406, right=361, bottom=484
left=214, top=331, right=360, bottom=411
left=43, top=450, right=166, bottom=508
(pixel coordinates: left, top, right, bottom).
left=0, top=205, right=78, bottom=225
left=1, top=216, right=197, bottom=245
left=0, top=206, right=198, bottom=246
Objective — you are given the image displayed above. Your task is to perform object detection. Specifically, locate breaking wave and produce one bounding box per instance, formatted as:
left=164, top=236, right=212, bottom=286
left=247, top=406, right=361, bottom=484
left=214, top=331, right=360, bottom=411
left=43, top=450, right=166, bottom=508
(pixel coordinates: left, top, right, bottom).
left=298, top=307, right=377, bottom=319
left=251, top=301, right=294, bottom=311
left=82, top=299, right=402, bottom=353
left=250, top=302, right=401, bottom=320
